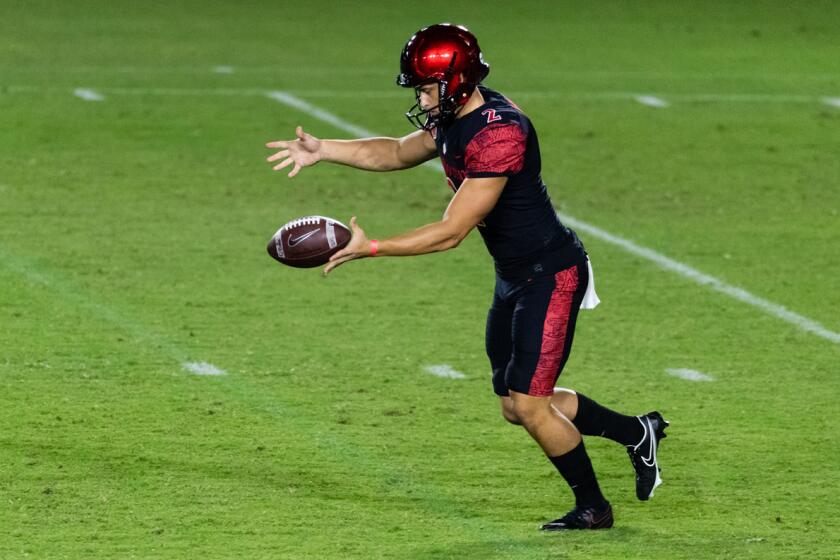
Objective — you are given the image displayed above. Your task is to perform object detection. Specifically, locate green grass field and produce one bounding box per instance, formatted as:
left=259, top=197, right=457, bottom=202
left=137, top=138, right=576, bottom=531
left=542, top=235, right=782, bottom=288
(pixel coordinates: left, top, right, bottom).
left=2, top=1, right=839, bottom=558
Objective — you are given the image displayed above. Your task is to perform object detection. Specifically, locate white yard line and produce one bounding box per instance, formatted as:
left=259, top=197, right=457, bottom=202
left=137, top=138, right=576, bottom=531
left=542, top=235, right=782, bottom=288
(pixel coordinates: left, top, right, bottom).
left=634, top=95, right=669, bottom=108
left=183, top=361, right=228, bottom=376
left=666, top=368, right=715, bottom=382
left=73, top=88, right=104, bottom=101
left=423, top=364, right=467, bottom=379
left=266, top=90, right=375, bottom=138
left=822, top=97, right=840, bottom=108
left=266, top=91, right=840, bottom=345
left=213, top=65, right=235, bottom=75
left=558, top=214, right=840, bottom=344
left=558, top=213, right=840, bottom=344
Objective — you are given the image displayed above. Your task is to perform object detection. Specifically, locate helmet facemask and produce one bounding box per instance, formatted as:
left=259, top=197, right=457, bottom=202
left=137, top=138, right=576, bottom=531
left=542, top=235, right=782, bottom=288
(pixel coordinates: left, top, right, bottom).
left=404, top=76, right=462, bottom=131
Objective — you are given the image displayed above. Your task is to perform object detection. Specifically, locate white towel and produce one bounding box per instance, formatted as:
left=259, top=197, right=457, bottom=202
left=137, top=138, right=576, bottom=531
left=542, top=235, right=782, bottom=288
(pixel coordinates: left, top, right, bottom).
left=581, top=258, right=600, bottom=310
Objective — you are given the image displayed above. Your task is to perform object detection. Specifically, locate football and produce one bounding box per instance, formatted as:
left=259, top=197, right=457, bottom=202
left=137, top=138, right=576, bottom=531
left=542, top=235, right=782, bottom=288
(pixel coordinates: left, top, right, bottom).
left=267, top=215, right=352, bottom=268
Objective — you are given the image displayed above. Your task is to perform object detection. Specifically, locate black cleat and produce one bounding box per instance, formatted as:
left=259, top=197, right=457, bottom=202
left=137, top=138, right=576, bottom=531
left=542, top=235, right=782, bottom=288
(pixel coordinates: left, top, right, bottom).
left=627, top=411, right=669, bottom=501
left=540, top=503, right=614, bottom=531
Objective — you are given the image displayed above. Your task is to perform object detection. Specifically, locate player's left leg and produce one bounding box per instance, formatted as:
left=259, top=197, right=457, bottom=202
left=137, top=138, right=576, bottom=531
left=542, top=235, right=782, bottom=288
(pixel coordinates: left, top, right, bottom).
left=504, top=262, right=613, bottom=530
left=552, top=388, right=669, bottom=500
left=508, top=390, right=612, bottom=529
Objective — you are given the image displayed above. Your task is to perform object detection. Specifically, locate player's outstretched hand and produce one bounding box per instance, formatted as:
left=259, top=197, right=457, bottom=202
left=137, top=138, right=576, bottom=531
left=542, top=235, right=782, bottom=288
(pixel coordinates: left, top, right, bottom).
left=266, top=126, right=322, bottom=178
left=323, top=217, right=372, bottom=276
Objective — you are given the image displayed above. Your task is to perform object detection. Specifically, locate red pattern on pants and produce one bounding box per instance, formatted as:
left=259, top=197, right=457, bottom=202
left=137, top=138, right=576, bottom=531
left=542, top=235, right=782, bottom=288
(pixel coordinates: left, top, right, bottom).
left=528, top=266, right=580, bottom=396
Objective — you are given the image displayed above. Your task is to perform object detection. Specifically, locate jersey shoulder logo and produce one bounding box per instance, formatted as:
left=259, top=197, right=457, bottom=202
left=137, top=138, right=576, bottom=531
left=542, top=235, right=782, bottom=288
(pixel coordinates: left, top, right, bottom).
left=481, top=108, right=502, bottom=124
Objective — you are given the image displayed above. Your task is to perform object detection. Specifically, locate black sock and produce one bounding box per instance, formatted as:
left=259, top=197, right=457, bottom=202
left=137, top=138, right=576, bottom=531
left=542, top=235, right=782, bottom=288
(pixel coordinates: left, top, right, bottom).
left=549, top=441, right=608, bottom=509
left=572, top=393, right=644, bottom=447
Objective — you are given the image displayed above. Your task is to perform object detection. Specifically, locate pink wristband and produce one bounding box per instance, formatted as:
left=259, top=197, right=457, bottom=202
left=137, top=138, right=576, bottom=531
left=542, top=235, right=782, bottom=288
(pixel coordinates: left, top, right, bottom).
left=370, top=239, right=379, bottom=257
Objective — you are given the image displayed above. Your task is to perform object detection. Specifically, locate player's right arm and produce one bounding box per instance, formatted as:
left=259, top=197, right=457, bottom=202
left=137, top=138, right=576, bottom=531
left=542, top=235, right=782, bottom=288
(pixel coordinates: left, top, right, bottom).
left=265, top=126, right=436, bottom=178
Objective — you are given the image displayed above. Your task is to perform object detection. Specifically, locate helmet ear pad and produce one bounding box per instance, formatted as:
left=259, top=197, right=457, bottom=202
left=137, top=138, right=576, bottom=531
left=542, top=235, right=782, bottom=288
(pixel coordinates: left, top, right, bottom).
left=446, top=72, right=475, bottom=108
left=436, top=73, right=474, bottom=119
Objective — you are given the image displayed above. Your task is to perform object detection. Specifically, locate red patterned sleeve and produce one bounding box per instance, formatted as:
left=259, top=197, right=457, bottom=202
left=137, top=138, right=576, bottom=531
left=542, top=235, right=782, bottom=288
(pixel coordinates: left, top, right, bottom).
left=464, top=123, right=527, bottom=177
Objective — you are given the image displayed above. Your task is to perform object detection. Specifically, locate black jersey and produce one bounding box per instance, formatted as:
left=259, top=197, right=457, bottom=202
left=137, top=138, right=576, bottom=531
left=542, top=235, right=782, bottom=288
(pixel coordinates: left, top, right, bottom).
left=432, top=86, right=584, bottom=279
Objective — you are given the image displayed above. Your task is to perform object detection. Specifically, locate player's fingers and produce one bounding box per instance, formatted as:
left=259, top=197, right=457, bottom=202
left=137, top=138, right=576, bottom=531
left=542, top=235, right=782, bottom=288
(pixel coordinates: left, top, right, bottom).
left=265, top=141, right=288, bottom=148
left=323, top=258, right=346, bottom=276
left=329, top=248, right=349, bottom=262
left=296, top=126, right=306, bottom=139
left=266, top=150, right=290, bottom=163
left=288, top=163, right=301, bottom=178
left=273, top=157, right=294, bottom=171
left=324, top=252, right=357, bottom=275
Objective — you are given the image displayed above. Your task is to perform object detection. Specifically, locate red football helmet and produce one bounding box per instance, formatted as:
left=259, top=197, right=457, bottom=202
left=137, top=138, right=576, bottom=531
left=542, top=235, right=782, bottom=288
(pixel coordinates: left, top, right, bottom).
left=396, top=23, right=490, bottom=130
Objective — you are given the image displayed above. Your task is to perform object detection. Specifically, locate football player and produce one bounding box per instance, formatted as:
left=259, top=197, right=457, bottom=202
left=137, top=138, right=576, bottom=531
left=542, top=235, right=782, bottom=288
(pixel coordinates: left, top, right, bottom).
left=266, top=23, right=668, bottom=530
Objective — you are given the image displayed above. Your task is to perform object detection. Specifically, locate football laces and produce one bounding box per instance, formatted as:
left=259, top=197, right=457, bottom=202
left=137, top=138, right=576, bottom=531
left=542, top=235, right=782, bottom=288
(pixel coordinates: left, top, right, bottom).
left=286, top=216, right=321, bottom=229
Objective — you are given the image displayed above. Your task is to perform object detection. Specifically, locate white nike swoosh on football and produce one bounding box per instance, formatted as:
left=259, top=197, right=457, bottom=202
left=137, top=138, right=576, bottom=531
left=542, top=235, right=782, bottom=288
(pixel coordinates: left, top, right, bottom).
left=288, top=229, right=319, bottom=247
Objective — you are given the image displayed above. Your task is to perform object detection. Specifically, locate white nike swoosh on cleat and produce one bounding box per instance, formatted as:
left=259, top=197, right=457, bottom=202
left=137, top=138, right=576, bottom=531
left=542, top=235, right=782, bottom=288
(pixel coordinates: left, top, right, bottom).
left=630, top=416, right=657, bottom=467
left=640, top=417, right=657, bottom=467
left=630, top=416, right=664, bottom=499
